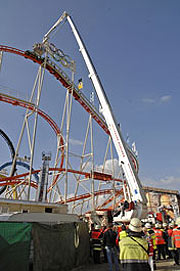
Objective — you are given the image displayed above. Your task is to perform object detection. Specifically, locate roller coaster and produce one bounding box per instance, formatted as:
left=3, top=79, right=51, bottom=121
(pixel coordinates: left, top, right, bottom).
left=0, top=12, right=145, bottom=219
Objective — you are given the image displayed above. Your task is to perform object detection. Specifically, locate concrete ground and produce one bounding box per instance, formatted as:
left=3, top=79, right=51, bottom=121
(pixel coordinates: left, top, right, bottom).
left=74, top=259, right=180, bottom=271
left=156, top=259, right=180, bottom=271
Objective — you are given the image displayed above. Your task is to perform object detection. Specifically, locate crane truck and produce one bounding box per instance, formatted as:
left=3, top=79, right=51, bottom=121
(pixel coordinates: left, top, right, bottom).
left=41, top=12, right=147, bottom=221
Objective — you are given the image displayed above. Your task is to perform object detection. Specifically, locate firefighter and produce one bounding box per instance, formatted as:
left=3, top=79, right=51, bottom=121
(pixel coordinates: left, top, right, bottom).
left=147, top=229, right=157, bottom=271
left=171, top=217, right=180, bottom=266
left=90, top=225, right=103, bottom=263
left=119, top=218, right=151, bottom=271
left=162, top=222, right=170, bottom=258
left=154, top=223, right=166, bottom=260
left=144, top=223, right=156, bottom=271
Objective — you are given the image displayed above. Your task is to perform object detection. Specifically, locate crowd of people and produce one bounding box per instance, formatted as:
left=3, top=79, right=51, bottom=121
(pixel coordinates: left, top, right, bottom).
left=89, top=217, right=180, bottom=271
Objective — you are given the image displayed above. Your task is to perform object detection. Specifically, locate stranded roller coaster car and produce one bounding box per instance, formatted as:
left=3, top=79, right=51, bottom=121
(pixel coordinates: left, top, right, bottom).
left=24, top=50, right=45, bottom=63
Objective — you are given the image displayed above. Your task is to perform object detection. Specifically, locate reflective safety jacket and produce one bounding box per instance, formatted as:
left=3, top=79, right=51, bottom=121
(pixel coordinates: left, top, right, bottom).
left=92, top=240, right=102, bottom=251
left=154, top=229, right=165, bottom=245
left=120, top=230, right=127, bottom=240
left=91, top=229, right=103, bottom=239
left=119, top=236, right=149, bottom=264
left=172, top=228, right=180, bottom=248
left=90, top=229, right=103, bottom=251
left=151, top=234, right=157, bottom=250
left=117, top=230, right=127, bottom=247
left=146, top=230, right=157, bottom=250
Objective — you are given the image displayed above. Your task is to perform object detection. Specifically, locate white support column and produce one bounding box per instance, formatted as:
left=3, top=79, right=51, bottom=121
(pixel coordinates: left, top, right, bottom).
left=27, top=56, right=48, bottom=200
left=64, top=66, right=75, bottom=202
left=90, top=114, right=95, bottom=212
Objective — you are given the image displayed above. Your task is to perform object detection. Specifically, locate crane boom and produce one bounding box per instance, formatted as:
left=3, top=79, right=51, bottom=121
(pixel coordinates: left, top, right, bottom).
left=43, top=12, right=147, bottom=219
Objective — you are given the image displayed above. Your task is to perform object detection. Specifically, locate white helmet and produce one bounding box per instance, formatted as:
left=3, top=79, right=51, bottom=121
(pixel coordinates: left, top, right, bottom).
left=129, top=218, right=142, bottom=232
left=145, top=223, right=151, bottom=229
left=176, top=217, right=180, bottom=226
left=155, top=223, right=160, bottom=228
left=95, top=225, right=101, bottom=230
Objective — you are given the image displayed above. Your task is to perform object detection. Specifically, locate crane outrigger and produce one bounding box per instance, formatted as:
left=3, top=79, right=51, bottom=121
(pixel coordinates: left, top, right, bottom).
left=41, top=11, right=147, bottom=220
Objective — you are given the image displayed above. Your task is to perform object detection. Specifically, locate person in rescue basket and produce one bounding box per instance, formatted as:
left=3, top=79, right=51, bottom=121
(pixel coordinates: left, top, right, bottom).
left=103, top=223, right=119, bottom=271
left=119, top=218, right=151, bottom=271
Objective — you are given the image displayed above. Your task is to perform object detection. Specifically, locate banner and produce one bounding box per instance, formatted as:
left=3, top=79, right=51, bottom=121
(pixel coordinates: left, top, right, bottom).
left=146, top=192, right=179, bottom=220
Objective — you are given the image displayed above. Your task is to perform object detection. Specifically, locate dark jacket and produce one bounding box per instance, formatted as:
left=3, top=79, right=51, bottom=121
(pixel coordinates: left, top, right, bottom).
left=103, top=228, right=117, bottom=248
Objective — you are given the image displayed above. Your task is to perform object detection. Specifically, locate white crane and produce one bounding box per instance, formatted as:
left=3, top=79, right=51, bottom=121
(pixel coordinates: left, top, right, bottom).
left=42, top=11, right=147, bottom=220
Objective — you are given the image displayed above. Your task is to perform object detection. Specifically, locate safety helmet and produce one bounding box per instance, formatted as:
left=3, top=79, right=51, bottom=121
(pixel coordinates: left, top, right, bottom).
left=155, top=223, right=160, bottom=228
left=95, top=225, right=101, bottom=230
left=145, top=223, right=151, bottom=229
left=129, top=218, right=142, bottom=232
left=176, top=217, right=180, bottom=226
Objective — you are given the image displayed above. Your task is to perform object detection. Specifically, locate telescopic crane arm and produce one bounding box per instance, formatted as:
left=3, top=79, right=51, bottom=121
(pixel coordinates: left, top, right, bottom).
left=43, top=12, right=67, bottom=43
left=43, top=12, right=147, bottom=219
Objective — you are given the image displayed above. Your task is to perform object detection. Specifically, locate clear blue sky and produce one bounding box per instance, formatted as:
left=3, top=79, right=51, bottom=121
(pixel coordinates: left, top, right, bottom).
left=0, top=0, right=180, bottom=192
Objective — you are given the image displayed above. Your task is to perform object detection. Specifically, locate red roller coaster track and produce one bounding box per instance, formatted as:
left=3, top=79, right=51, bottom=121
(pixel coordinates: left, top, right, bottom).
left=0, top=167, right=124, bottom=203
